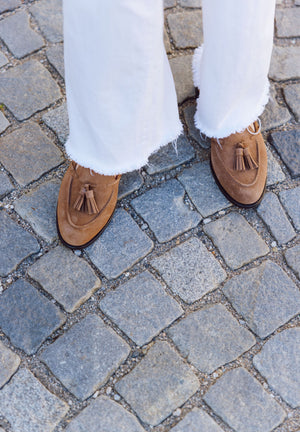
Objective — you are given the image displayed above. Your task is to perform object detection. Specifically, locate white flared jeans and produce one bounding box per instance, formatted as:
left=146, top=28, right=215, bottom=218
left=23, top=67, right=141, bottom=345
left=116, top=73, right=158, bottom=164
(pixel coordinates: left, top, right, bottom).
left=63, top=0, right=276, bottom=175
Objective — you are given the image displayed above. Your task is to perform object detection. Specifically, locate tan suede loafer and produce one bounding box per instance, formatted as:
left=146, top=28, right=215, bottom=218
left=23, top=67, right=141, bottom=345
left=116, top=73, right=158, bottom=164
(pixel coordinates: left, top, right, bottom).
left=56, top=161, right=121, bottom=249
left=210, top=120, right=267, bottom=208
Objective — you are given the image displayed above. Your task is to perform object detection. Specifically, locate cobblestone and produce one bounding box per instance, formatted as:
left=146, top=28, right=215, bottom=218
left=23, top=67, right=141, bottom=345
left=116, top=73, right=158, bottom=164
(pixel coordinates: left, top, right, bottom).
left=0, top=60, right=61, bottom=121
left=0, top=111, right=9, bottom=133
left=0, top=279, right=66, bottom=354
left=100, top=271, right=183, bottom=346
left=169, top=55, right=195, bottom=103
left=257, top=192, right=296, bottom=244
left=271, top=130, right=300, bottom=178
left=0, top=171, right=13, bottom=198
left=284, top=83, right=300, bottom=122
left=132, top=180, right=201, bottom=243
left=0, top=211, right=40, bottom=277
left=223, top=260, right=300, bottom=338
left=86, top=209, right=154, bottom=279
left=30, top=0, right=63, bottom=43
left=28, top=246, right=101, bottom=313
left=204, top=213, right=269, bottom=270
left=40, top=314, right=130, bottom=400
left=269, top=46, right=300, bottom=81
left=0, top=0, right=20, bottom=14
left=46, top=44, right=64, bottom=77
left=178, top=0, right=202, bottom=7
left=183, top=104, right=210, bottom=149
left=65, top=396, right=146, bottom=432
left=42, top=103, right=69, bottom=144
left=204, top=367, right=286, bottom=432
left=279, top=186, right=300, bottom=231
left=275, top=8, right=300, bottom=38
left=285, top=244, right=300, bottom=279
left=253, top=327, right=300, bottom=408
left=0, top=368, right=68, bottom=432
left=151, top=236, right=226, bottom=303
left=164, top=0, right=176, bottom=8
left=168, top=304, right=256, bottom=374
left=170, top=408, right=222, bottom=432
left=0, top=51, right=8, bottom=68
left=0, top=341, right=20, bottom=388
left=115, top=340, right=199, bottom=426
left=118, top=170, right=144, bottom=199
left=261, top=85, right=291, bottom=131
left=266, top=146, right=286, bottom=186
left=0, top=11, right=44, bottom=59
left=168, top=11, right=203, bottom=49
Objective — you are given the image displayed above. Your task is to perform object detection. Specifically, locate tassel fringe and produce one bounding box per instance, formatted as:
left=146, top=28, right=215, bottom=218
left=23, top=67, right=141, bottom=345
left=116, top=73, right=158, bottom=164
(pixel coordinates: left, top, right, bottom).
left=73, top=184, right=99, bottom=215
left=234, top=144, right=258, bottom=171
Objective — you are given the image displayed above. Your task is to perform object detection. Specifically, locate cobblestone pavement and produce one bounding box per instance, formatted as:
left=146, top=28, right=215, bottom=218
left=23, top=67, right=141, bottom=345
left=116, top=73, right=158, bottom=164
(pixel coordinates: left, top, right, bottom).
left=0, top=0, right=299, bottom=431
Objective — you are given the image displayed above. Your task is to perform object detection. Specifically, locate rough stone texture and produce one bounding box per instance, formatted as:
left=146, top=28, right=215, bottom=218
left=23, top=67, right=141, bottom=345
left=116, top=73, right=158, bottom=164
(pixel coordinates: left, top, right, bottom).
left=257, top=192, right=296, bottom=245
left=178, top=161, right=231, bottom=217
left=276, top=8, right=300, bottom=38
left=99, top=271, right=183, bottom=346
left=271, top=130, right=300, bottom=178
left=0, top=211, right=39, bottom=277
left=65, top=396, right=146, bottom=432
left=0, top=123, right=63, bottom=187
left=169, top=55, right=195, bottom=103
left=261, top=85, right=291, bottom=131
left=30, top=0, right=63, bottom=43
left=0, top=279, right=66, bottom=354
left=168, top=304, right=256, bottom=374
left=40, top=314, right=130, bottom=400
left=168, top=11, right=203, bottom=49
left=28, top=246, right=101, bottom=313
left=204, top=368, right=286, bottom=432
left=164, top=27, right=171, bottom=54
left=0, top=171, right=13, bottom=198
left=0, top=60, right=61, bottom=121
left=266, top=147, right=286, bottom=186
left=284, top=83, right=300, bottom=122
left=204, top=213, right=269, bottom=270
left=0, top=368, right=68, bottom=432
left=132, top=180, right=201, bottom=243
left=223, top=260, right=300, bottom=338
left=0, top=51, right=8, bottom=67
left=14, top=180, right=61, bottom=242
left=279, top=186, right=300, bottom=230
left=115, top=341, right=199, bottom=426
left=0, top=341, right=20, bottom=388
left=86, top=209, right=154, bottom=279
left=118, top=170, right=144, bottom=199
left=170, top=408, right=222, bottom=432
left=0, top=0, right=20, bottom=14
left=146, top=134, right=195, bottom=175
left=285, top=244, right=300, bottom=279
left=178, top=0, right=202, bottom=7
left=269, top=46, right=300, bottom=81
left=42, top=103, right=69, bottom=144
left=0, top=11, right=44, bottom=59
left=0, top=111, right=9, bottom=133
left=253, top=328, right=300, bottom=408
left=183, top=104, right=210, bottom=149
left=46, top=44, right=64, bottom=77
left=151, top=237, right=226, bottom=303
left=164, top=0, right=176, bottom=7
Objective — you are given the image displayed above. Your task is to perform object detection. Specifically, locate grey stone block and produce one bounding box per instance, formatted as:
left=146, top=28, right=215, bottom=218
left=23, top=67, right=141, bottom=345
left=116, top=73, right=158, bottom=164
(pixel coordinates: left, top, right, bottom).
left=0, top=279, right=66, bottom=354
left=0, top=60, right=61, bottom=121
left=0, top=341, right=20, bottom=388
left=0, top=368, right=68, bottom=432
left=276, top=8, right=300, bottom=38
left=257, top=192, right=295, bottom=244
left=271, top=130, right=300, bottom=178
left=261, top=85, right=291, bottom=131
left=168, top=304, right=256, bottom=374
left=178, top=0, right=202, bottom=7
left=223, top=260, right=300, bottom=338
left=0, top=51, right=8, bottom=67
left=100, top=271, right=183, bottom=346
left=42, top=103, right=69, bottom=144
left=266, top=147, right=286, bottom=186
left=285, top=244, right=300, bottom=279
left=0, top=211, right=40, bottom=277
left=168, top=11, right=203, bottom=49
left=28, top=246, right=101, bottom=313
left=40, top=314, right=130, bottom=400
left=151, top=236, right=226, bottom=303
left=253, top=328, right=300, bottom=408
left=145, top=134, right=195, bottom=175
left=115, top=340, right=199, bottom=426
left=30, top=0, right=63, bottom=43
left=204, top=368, right=286, bottom=432
left=132, top=180, right=201, bottom=243
left=0, top=111, right=9, bottom=133
left=183, top=104, right=209, bottom=149
left=204, top=212, right=269, bottom=270
left=14, top=180, right=61, bottom=242
left=66, top=396, right=146, bottom=432
left=0, top=171, right=13, bottom=198
left=0, top=0, right=20, bottom=14
left=269, top=46, right=300, bottom=81
left=0, top=11, right=44, bottom=59
left=284, top=83, right=300, bottom=122
left=169, top=55, right=195, bottom=103
left=164, top=0, right=176, bottom=7
left=1, top=123, right=63, bottom=187
left=164, top=27, right=171, bottom=54
left=178, top=161, right=231, bottom=217
left=46, top=44, right=64, bottom=77
left=86, top=209, right=153, bottom=279
left=279, top=186, right=300, bottom=230
left=170, top=407, right=222, bottom=432
left=118, top=170, right=144, bottom=199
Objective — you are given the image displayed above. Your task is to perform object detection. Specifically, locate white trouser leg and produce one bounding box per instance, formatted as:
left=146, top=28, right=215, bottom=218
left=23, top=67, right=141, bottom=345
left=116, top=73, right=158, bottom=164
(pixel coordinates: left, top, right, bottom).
left=193, top=0, right=276, bottom=139
left=63, top=0, right=182, bottom=175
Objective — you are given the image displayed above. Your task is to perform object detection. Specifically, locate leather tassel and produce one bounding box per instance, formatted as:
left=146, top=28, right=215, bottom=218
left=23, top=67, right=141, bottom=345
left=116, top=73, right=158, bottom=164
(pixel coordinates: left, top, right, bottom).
left=85, top=189, right=99, bottom=215
left=234, top=145, right=245, bottom=171
left=73, top=187, right=86, bottom=211
left=243, top=146, right=258, bottom=170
